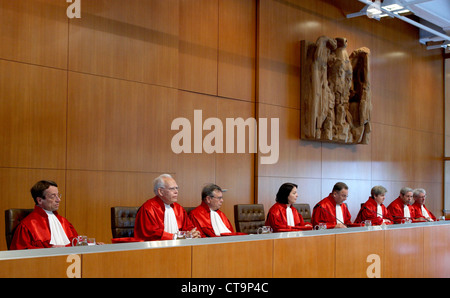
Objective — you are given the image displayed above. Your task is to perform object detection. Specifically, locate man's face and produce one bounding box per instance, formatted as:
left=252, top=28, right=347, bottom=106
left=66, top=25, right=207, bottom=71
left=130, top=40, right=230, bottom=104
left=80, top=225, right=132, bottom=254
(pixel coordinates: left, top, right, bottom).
left=400, top=191, right=413, bottom=205
left=206, top=190, right=223, bottom=211
left=158, top=177, right=179, bottom=205
left=37, top=185, right=61, bottom=212
left=333, top=189, right=348, bottom=205
left=414, top=193, right=426, bottom=205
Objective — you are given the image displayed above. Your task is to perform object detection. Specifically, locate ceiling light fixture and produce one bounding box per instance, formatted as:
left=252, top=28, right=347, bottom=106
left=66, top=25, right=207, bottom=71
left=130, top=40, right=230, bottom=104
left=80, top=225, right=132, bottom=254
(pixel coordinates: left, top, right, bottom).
left=347, top=0, right=450, bottom=49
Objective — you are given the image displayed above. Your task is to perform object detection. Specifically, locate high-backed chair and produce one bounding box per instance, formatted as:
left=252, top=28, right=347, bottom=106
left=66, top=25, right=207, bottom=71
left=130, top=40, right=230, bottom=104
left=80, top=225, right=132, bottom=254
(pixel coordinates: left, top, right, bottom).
left=234, top=204, right=265, bottom=234
left=111, top=206, right=139, bottom=238
left=184, top=206, right=196, bottom=214
left=293, top=203, right=311, bottom=222
left=5, top=208, right=33, bottom=250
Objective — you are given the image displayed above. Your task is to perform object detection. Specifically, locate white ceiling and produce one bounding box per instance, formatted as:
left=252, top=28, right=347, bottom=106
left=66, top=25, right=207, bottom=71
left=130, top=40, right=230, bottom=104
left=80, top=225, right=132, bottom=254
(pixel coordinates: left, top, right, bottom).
left=405, top=0, right=450, bottom=32
left=349, top=0, right=450, bottom=49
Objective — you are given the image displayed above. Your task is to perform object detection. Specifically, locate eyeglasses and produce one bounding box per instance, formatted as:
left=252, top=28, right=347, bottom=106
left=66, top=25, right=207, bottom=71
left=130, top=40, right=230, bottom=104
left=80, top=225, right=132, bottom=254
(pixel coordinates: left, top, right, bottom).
left=46, top=193, right=62, bottom=200
left=210, top=196, right=223, bottom=200
left=164, top=186, right=179, bottom=192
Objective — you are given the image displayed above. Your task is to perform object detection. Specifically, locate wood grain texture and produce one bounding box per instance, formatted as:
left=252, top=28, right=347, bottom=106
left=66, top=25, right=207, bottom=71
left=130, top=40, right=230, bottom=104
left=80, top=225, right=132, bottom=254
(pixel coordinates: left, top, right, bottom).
left=82, top=246, right=192, bottom=278
left=0, top=0, right=68, bottom=68
left=0, top=60, right=67, bottom=169
left=273, top=234, right=335, bottom=278
left=384, top=227, right=424, bottom=278
left=192, top=240, right=273, bottom=278
left=335, top=230, right=384, bottom=278
left=423, top=224, right=450, bottom=277
left=0, top=255, right=70, bottom=278
left=218, top=0, right=256, bottom=101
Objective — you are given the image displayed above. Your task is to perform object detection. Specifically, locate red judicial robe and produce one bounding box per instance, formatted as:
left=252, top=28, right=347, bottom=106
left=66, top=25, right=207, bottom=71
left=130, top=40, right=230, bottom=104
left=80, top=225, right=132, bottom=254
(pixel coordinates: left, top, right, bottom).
left=411, top=202, right=436, bottom=221
left=265, top=202, right=312, bottom=232
left=387, top=197, right=416, bottom=223
left=189, top=201, right=239, bottom=237
left=10, top=205, right=78, bottom=250
left=311, top=194, right=353, bottom=228
left=134, top=196, right=195, bottom=241
left=355, top=197, right=392, bottom=225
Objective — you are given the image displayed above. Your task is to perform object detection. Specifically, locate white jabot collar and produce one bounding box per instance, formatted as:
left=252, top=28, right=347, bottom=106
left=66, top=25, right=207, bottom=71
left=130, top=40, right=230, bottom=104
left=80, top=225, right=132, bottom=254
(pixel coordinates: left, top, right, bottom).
left=164, top=203, right=179, bottom=234
left=210, top=209, right=231, bottom=236
left=44, top=209, right=70, bottom=246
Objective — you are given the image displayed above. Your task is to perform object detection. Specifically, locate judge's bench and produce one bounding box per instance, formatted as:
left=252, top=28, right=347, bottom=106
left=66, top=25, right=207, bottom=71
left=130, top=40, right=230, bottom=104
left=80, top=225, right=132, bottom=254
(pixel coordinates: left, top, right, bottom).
left=0, top=221, right=449, bottom=278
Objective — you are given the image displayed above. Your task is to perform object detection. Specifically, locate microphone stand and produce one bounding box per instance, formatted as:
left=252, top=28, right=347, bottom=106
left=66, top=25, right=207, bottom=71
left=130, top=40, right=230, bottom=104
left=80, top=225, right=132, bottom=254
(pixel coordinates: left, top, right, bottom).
left=362, top=206, right=392, bottom=225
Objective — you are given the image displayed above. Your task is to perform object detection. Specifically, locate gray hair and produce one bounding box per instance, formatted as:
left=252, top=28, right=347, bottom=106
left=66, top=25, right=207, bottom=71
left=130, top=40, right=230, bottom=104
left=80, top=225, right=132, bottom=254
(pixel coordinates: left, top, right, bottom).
left=371, top=185, right=387, bottom=198
left=153, top=174, right=173, bottom=195
left=400, top=187, right=413, bottom=195
left=413, top=188, right=426, bottom=197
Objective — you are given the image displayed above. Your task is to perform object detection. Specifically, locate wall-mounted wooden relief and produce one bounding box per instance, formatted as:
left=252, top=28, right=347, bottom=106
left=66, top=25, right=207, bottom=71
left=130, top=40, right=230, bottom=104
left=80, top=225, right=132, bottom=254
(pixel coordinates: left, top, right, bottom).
left=300, top=36, right=371, bottom=144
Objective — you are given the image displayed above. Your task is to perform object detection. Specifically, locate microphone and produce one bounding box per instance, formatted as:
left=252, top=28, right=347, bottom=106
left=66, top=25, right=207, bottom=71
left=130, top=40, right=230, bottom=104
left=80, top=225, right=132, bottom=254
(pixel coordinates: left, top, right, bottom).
left=314, top=203, right=347, bottom=227
left=363, top=206, right=384, bottom=218
left=389, top=213, right=415, bottom=224
left=362, top=206, right=393, bottom=224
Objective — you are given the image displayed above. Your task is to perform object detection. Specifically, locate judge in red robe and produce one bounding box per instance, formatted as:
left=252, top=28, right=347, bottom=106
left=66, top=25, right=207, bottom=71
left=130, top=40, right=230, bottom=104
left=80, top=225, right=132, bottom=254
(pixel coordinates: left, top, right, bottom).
left=311, top=182, right=353, bottom=229
left=265, top=183, right=312, bottom=232
left=189, top=184, right=242, bottom=237
left=355, top=185, right=392, bottom=225
left=411, top=188, right=436, bottom=222
left=134, top=174, right=200, bottom=241
left=10, top=180, right=78, bottom=250
left=387, top=187, right=416, bottom=223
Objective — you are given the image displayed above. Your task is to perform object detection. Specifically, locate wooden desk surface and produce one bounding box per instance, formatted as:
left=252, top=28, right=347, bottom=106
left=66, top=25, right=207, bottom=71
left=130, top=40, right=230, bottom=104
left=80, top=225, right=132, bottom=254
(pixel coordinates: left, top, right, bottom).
left=1, top=221, right=449, bottom=278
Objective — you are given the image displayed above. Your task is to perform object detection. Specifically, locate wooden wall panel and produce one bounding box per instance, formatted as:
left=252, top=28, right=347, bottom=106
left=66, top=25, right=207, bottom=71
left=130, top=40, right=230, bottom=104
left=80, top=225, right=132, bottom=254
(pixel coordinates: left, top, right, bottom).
left=67, top=72, right=177, bottom=173
left=335, top=230, right=384, bottom=278
left=257, top=104, right=322, bottom=178
left=0, top=255, right=70, bottom=278
left=82, top=247, right=191, bottom=278
left=273, top=235, right=335, bottom=278
left=192, top=240, right=273, bottom=277
left=371, top=123, right=413, bottom=182
left=371, top=50, right=414, bottom=128
left=411, top=52, right=444, bottom=134
left=172, top=91, right=217, bottom=205
left=68, top=0, right=179, bottom=87
left=179, top=0, right=218, bottom=95
left=411, top=130, right=443, bottom=184
left=423, top=225, right=450, bottom=277
left=321, top=142, right=372, bottom=181
left=215, top=99, right=255, bottom=220
left=0, top=0, right=68, bottom=69
left=384, top=227, right=424, bottom=278
left=218, top=0, right=256, bottom=102
left=0, top=60, right=67, bottom=169
left=65, top=170, right=158, bottom=243
left=258, top=0, right=324, bottom=109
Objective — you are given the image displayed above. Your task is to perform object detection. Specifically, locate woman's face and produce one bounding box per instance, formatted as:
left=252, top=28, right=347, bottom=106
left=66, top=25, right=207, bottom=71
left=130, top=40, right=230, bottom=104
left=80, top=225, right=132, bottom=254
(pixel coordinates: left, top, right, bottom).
left=374, top=193, right=385, bottom=205
left=287, top=187, right=298, bottom=206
